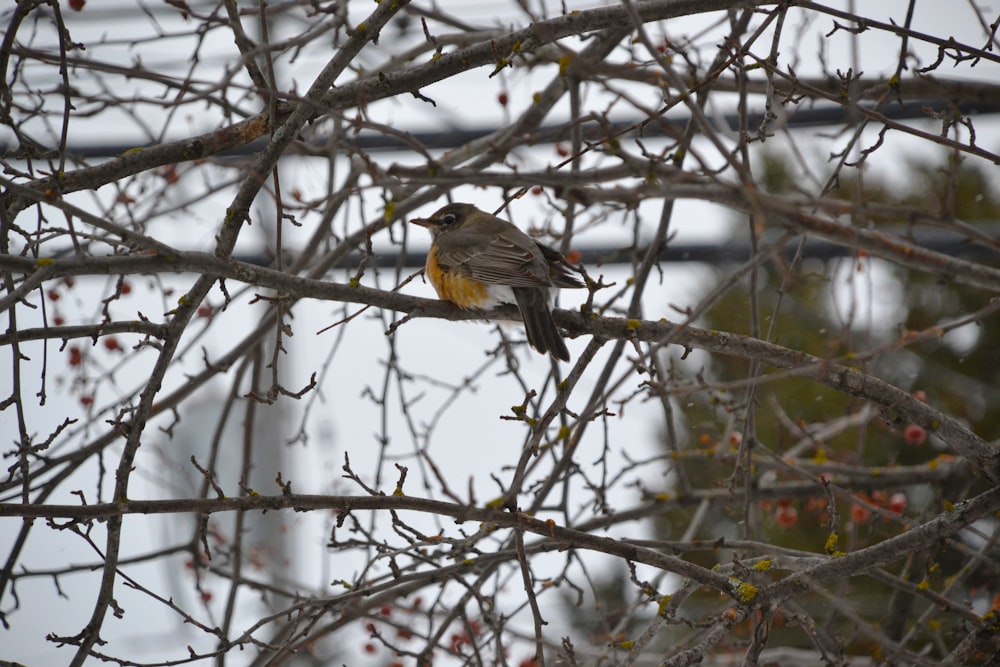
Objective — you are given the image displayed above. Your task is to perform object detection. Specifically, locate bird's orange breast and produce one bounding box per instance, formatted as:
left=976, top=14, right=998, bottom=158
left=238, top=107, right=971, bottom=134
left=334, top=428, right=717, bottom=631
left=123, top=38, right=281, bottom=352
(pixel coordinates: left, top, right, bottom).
left=425, top=245, right=490, bottom=309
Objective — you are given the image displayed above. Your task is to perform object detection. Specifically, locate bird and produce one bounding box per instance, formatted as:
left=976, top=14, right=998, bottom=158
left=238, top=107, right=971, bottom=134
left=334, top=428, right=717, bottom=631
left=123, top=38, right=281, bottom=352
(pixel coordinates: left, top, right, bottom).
left=410, top=202, right=584, bottom=361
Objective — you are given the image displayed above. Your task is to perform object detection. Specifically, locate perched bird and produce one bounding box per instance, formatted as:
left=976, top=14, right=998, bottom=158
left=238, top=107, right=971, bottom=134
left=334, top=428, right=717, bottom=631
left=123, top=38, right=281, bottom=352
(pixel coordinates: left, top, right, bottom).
left=410, top=203, right=584, bottom=361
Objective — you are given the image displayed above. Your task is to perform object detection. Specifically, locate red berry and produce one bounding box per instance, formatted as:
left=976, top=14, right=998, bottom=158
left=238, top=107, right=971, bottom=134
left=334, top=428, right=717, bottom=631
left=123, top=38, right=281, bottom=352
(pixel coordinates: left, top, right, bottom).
left=68, top=0, right=85, bottom=10
left=887, top=493, right=906, bottom=514
left=775, top=504, right=798, bottom=528
left=103, top=337, right=120, bottom=351
left=47, top=289, right=60, bottom=302
left=851, top=501, right=871, bottom=524
left=805, top=496, right=827, bottom=513
left=80, top=395, right=94, bottom=406
left=68, top=347, right=82, bottom=366
left=531, top=186, right=543, bottom=195
left=555, top=144, right=569, bottom=157
left=363, top=643, right=376, bottom=654
left=121, top=281, right=132, bottom=294
left=902, top=423, right=926, bottom=446
left=53, top=316, right=64, bottom=325
left=498, top=91, right=508, bottom=106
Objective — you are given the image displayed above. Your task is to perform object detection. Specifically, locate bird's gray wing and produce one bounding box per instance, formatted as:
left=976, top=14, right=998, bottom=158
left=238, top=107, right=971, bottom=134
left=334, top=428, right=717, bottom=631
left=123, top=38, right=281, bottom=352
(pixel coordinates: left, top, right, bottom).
left=434, top=230, right=551, bottom=287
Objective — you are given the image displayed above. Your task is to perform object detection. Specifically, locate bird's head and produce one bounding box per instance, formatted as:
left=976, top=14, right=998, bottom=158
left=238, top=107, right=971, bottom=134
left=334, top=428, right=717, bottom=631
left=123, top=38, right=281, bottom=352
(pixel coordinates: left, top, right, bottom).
left=409, top=203, right=482, bottom=236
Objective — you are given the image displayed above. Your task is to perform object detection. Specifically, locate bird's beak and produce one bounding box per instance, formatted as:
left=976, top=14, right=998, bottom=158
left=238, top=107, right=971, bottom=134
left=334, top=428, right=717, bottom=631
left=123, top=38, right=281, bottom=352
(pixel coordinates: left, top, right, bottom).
left=409, top=216, right=433, bottom=228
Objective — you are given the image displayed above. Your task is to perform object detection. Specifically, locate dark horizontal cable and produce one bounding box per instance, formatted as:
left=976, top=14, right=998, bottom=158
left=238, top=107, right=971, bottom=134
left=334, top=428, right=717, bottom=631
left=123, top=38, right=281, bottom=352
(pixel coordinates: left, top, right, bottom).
left=245, top=227, right=1000, bottom=272
left=5, top=99, right=997, bottom=159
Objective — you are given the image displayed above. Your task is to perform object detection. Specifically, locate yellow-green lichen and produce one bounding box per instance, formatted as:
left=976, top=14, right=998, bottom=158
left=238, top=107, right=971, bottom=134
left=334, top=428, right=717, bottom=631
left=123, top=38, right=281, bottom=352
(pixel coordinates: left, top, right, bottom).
left=734, top=581, right=758, bottom=603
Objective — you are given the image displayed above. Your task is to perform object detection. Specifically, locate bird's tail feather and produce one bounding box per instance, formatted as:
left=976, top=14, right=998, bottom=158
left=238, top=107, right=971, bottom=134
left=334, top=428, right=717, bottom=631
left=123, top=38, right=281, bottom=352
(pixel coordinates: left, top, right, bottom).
left=513, top=288, right=570, bottom=361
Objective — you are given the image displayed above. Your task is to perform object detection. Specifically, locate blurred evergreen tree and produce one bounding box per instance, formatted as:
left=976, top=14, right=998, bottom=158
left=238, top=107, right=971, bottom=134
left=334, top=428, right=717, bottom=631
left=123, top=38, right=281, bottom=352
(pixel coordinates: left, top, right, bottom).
left=560, top=154, right=1000, bottom=661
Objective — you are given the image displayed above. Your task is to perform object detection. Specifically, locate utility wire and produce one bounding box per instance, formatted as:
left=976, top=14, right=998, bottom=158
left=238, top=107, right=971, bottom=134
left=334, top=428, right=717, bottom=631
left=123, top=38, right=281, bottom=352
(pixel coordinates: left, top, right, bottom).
left=7, top=98, right=998, bottom=159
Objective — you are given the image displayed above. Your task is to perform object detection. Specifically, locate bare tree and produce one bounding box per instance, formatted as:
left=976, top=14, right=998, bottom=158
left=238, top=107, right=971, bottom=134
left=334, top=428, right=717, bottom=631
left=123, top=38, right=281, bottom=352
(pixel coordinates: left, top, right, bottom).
left=3, top=1, right=1000, bottom=665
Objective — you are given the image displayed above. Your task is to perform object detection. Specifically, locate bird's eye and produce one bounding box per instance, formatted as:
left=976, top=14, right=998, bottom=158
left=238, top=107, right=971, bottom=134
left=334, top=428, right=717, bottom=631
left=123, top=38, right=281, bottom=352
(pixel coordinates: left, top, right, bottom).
left=441, top=213, right=457, bottom=226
